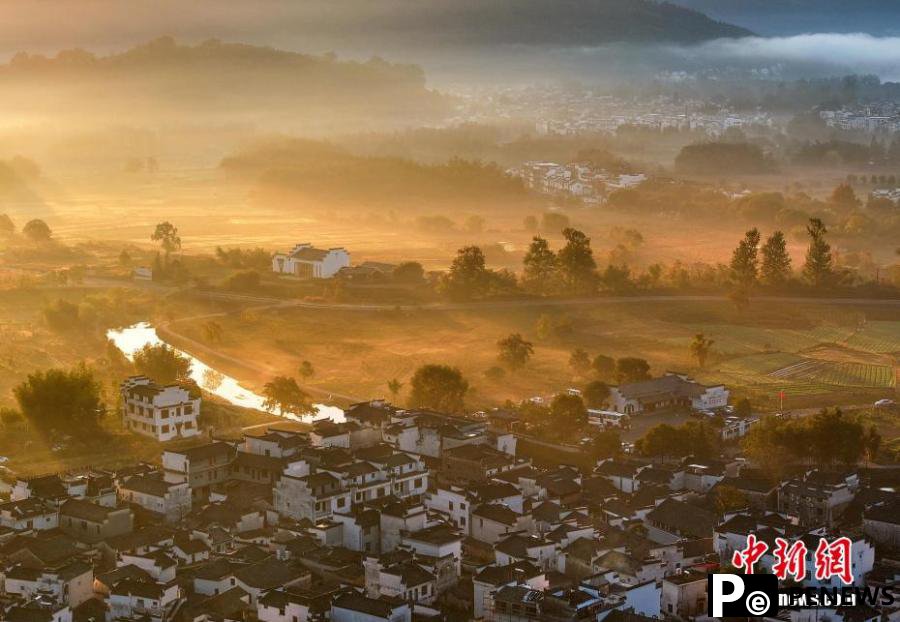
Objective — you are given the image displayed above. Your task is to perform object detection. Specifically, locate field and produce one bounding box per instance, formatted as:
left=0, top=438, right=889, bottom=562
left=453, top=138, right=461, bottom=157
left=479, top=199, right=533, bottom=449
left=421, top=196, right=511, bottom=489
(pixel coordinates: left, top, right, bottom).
left=167, top=297, right=899, bottom=411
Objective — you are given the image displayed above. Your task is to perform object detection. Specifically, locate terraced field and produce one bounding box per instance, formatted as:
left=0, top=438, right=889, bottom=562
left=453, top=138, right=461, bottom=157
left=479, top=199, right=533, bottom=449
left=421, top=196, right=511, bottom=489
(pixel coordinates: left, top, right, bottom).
left=769, top=359, right=895, bottom=388
left=845, top=321, right=900, bottom=354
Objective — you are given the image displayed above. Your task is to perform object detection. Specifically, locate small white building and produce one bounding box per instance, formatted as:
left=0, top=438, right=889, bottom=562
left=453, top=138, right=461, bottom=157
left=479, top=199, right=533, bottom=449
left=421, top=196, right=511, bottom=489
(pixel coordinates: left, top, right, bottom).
left=120, top=376, right=201, bottom=441
left=117, top=475, right=191, bottom=523
left=272, top=243, right=350, bottom=279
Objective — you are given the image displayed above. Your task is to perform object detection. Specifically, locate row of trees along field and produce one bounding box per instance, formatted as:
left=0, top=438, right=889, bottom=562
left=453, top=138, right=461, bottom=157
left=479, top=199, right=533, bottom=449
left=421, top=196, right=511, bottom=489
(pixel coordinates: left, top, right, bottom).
left=440, top=215, right=864, bottom=302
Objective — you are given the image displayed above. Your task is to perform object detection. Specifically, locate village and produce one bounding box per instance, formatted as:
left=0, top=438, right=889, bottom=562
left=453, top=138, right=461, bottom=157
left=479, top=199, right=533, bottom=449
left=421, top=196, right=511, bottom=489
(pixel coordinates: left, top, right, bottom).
left=0, top=357, right=896, bottom=622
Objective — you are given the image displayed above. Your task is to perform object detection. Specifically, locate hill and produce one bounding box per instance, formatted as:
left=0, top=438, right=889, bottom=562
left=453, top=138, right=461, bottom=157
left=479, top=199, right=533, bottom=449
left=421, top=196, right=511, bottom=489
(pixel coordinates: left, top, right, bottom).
left=299, top=0, right=754, bottom=46
left=673, top=0, right=900, bottom=36
left=0, top=37, right=449, bottom=132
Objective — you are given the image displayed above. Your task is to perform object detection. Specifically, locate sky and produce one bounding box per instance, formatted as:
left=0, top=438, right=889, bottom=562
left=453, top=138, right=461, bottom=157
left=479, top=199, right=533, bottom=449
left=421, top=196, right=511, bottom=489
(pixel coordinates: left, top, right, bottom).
left=3, top=1, right=900, bottom=82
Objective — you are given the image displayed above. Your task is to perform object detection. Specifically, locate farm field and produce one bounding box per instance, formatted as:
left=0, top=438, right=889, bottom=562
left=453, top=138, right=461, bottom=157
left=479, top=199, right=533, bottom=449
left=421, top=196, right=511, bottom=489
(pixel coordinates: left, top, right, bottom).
left=169, top=297, right=899, bottom=411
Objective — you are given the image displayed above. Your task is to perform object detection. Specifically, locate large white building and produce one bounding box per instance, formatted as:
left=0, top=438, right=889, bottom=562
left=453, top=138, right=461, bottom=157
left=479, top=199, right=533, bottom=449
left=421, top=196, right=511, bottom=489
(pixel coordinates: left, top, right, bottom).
left=120, top=376, right=201, bottom=442
left=272, top=243, right=350, bottom=279
left=605, top=372, right=729, bottom=415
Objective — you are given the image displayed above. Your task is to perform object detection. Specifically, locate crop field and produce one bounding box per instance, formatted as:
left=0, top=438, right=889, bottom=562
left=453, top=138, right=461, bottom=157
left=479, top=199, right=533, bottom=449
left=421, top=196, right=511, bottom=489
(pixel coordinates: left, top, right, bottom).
left=845, top=321, right=900, bottom=354
left=769, top=359, right=895, bottom=388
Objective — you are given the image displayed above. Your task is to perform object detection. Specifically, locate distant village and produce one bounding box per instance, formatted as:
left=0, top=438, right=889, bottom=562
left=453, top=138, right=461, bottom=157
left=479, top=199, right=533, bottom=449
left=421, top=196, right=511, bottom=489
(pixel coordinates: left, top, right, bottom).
left=0, top=363, right=897, bottom=622
left=511, top=162, right=647, bottom=206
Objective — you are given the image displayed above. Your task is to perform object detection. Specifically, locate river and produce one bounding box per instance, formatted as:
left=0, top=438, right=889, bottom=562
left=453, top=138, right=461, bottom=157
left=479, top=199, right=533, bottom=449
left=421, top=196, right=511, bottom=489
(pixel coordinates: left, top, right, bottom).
left=106, top=322, right=344, bottom=423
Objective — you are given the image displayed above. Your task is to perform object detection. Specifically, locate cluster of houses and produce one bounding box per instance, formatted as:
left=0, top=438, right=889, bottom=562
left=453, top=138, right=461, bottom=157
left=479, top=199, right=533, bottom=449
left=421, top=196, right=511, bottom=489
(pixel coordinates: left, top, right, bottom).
left=513, top=162, right=646, bottom=206
left=0, top=393, right=897, bottom=622
left=819, top=107, right=900, bottom=134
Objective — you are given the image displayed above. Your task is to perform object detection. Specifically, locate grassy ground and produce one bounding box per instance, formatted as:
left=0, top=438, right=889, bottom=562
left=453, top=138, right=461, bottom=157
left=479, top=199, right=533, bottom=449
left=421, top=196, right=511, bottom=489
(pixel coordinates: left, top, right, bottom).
left=172, top=298, right=899, bottom=411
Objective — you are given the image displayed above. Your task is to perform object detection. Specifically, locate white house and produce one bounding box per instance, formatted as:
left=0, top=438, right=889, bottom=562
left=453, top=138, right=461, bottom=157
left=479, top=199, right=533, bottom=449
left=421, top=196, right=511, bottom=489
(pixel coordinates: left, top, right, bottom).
left=120, top=376, right=201, bottom=441
left=117, top=475, right=191, bottom=523
left=272, top=243, right=350, bottom=279
left=606, top=372, right=729, bottom=415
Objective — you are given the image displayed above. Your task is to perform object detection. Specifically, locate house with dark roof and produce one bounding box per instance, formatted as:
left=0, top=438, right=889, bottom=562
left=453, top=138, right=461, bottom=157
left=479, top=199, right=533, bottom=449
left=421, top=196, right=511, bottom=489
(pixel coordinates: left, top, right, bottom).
left=117, top=474, right=191, bottom=523
left=272, top=243, right=350, bottom=279
left=331, top=592, right=410, bottom=622
left=120, top=375, right=201, bottom=442
left=644, top=498, right=717, bottom=544
left=472, top=504, right=533, bottom=545
left=58, top=500, right=133, bottom=544
left=862, top=499, right=900, bottom=548
left=606, top=372, right=729, bottom=415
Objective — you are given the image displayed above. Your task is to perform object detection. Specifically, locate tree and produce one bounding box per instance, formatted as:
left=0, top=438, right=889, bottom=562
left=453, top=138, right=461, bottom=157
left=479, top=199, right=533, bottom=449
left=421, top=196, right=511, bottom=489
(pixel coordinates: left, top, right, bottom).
left=549, top=393, right=588, bottom=433
left=22, top=219, right=51, bottom=242
left=497, top=333, right=534, bottom=371
left=569, top=348, right=591, bottom=375
left=151, top=222, right=181, bottom=263
left=592, top=355, right=616, bottom=381
left=637, top=424, right=682, bottom=461
left=0, top=213, right=14, bottom=235
left=118, top=249, right=132, bottom=267
left=521, top=236, right=560, bottom=295
left=14, top=365, right=103, bottom=437
left=863, top=426, right=881, bottom=467
left=557, top=228, right=597, bottom=294
left=133, top=343, right=192, bottom=384
left=0, top=407, right=23, bottom=429
left=760, top=231, right=792, bottom=286
left=43, top=299, right=81, bottom=332
left=615, top=357, right=650, bottom=384
left=541, top=212, right=569, bottom=232
left=393, top=262, right=425, bottom=285
left=387, top=378, right=404, bottom=402
left=262, top=376, right=314, bottom=417
left=830, top=183, right=859, bottom=208
left=298, top=360, right=315, bottom=380
left=409, top=364, right=469, bottom=412
left=442, top=246, right=489, bottom=301
left=803, top=218, right=833, bottom=287
left=225, top=270, right=261, bottom=291
left=592, top=428, right=621, bottom=459
left=713, top=485, right=750, bottom=515
left=733, top=398, right=752, bottom=418
left=730, top=228, right=761, bottom=287
left=582, top=380, right=610, bottom=409
left=689, top=333, right=715, bottom=368
left=203, top=321, right=224, bottom=344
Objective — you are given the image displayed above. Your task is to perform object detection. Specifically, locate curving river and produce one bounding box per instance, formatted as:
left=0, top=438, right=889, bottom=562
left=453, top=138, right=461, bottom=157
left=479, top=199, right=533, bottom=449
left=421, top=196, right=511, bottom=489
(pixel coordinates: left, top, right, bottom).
left=106, top=322, right=344, bottom=423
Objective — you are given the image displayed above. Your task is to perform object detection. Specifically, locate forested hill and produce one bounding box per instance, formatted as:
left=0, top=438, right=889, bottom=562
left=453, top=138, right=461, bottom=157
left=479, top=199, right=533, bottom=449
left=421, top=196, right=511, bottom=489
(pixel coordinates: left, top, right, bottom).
left=0, top=38, right=449, bottom=131
left=292, top=0, right=753, bottom=46
left=673, top=0, right=900, bottom=36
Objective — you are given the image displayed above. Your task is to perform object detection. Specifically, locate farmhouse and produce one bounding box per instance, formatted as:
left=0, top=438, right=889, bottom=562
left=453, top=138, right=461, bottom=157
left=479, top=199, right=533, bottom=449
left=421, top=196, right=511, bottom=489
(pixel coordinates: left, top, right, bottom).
left=272, top=243, right=350, bottom=279
left=605, top=372, right=729, bottom=415
left=120, top=376, right=201, bottom=442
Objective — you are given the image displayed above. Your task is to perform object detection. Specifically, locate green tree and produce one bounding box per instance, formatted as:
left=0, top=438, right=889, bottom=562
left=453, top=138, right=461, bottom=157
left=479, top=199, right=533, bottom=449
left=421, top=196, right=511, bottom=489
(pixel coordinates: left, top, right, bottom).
left=615, top=357, right=651, bottom=384
left=118, top=249, right=132, bottom=267
left=387, top=378, right=404, bottom=402
left=592, top=428, right=621, bottom=459
left=262, top=376, right=314, bottom=417
left=760, top=231, right=792, bottom=286
left=689, top=333, right=715, bottom=368
left=557, top=228, right=597, bottom=294
left=22, top=219, right=51, bottom=242
left=592, top=355, right=616, bottom=381
left=133, top=343, right=192, bottom=384
left=733, top=398, right=752, bottom=418
left=569, top=348, right=591, bottom=375
left=225, top=270, right=261, bottom=291
left=582, top=380, right=610, bottom=409
left=549, top=393, right=588, bottom=434
left=521, top=236, right=559, bottom=295
left=14, top=365, right=103, bottom=437
left=803, top=218, right=833, bottom=287
left=730, top=228, right=761, bottom=287
left=0, top=407, right=23, bottom=429
left=637, top=424, right=682, bottom=461
left=497, top=333, right=534, bottom=371
left=43, top=299, right=81, bottom=332
left=713, top=485, right=750, bottom=514
left=151, top=221, right=182, bottom=263
left=409, top=364, right=469, bottom=412
left=863, top=426, right=881, bottom=467
left=830, top=183, right=860, bottom=208
left=393, top=262, right=425, bottom=285
left=298, top=360, right=315, bottom=380
left=442, top=246, right=489, bottom=301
